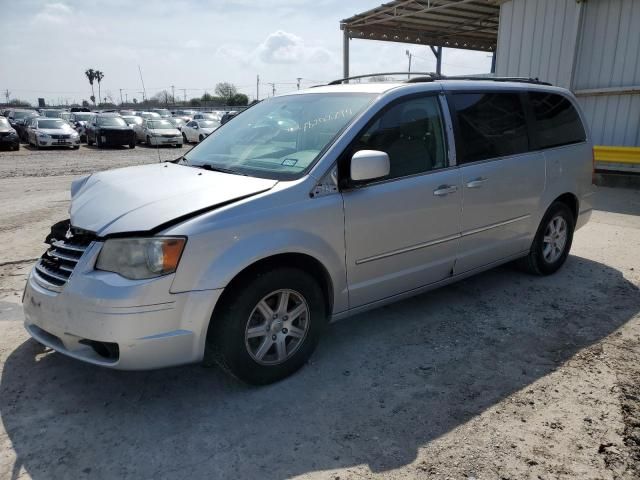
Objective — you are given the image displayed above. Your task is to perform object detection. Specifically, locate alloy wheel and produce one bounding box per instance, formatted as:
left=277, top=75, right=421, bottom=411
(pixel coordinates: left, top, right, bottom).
left=244, top=289, right=310, bottom=365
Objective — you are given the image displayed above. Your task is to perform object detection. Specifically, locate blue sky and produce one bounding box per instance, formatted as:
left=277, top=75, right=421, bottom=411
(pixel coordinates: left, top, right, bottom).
left=0, top=0, right=492, bottom=105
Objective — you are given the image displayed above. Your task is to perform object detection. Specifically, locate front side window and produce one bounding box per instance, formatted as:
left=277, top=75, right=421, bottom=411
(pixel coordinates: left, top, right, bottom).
left=450, top=92, right=529, bottom=164
left=184, top=93, right=375, bottom=180
left=349, top=95, right=447, bottom=180
left=529, top=92, right=586, bottom=149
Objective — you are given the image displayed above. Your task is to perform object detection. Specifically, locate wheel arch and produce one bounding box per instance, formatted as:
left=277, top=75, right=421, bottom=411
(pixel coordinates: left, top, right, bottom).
left=211, top=252, right=334, bottom=323
left=552, top=192, right=579, bottom=221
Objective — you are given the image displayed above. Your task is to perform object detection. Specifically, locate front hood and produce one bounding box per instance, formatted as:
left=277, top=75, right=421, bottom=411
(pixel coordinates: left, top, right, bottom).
left=40, top=128, right=73, bottom=135
left=70, top=163, right=278, bottom=236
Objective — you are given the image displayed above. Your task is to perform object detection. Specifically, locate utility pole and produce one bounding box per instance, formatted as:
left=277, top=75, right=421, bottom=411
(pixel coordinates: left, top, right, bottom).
left=296, top=77, right=302, bottom=90
left=256, top=74, right=260, bottom=101
left=3, top=89, right=9, bottom=103
left=171, top=85, right=175, bottom=103
left=125, top=93, right=128, bottom=103
left=268, top=82, right=276, bottom=97
left=182, top=89, right=187, bottom=103
left=138, top=65, right=147, bottom=101
left=119, top=89, right=124, bottom=105
left=406, top=50, right=412, bottom=79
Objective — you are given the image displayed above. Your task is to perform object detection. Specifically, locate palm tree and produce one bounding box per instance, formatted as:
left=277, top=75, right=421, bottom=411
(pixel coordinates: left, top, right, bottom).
left=84, top=69, right=96, bottom=105
left=95, top=70, right=104, bottom=106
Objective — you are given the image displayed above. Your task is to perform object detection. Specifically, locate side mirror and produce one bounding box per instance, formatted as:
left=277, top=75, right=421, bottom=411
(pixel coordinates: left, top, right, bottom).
left=350, top=150, right=390, bottom=182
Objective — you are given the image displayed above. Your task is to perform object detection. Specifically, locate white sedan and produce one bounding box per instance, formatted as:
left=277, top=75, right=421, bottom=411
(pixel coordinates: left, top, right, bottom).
left=26, top=117, right=80, bottom=149
left=142, top=119, right=183, bottom=147
left=182, top=120, right=219, bottom=143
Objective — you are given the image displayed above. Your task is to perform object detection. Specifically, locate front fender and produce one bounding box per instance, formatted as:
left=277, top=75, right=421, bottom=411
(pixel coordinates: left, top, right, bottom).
left=168, top=193, right=348, bottom=314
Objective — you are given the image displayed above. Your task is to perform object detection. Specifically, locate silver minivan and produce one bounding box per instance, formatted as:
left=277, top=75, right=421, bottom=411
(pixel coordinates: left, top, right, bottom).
left=23, top=76, right=594, bottom=384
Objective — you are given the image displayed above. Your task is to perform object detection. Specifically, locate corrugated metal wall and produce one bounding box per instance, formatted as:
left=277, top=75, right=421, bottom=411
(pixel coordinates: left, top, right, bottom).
left=574, top=0, right=640, bottom=146
left=496, top=0, right=581, bottom=88
left=496, top=0, right=640, bottom=147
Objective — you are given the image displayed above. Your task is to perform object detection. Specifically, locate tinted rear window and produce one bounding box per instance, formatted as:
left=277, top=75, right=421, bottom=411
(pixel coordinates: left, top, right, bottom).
left=529, top=92, right=586, bottom=149
left=450, top=92, right=529, bottom=164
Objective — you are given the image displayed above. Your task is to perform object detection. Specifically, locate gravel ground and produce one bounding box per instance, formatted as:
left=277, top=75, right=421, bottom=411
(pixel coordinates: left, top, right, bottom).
left=0, top=146, right=639, bottom=480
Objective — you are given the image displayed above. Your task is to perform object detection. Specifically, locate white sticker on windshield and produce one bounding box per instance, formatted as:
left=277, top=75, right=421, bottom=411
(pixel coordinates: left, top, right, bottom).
left=282, top=158, right=298, bottom=166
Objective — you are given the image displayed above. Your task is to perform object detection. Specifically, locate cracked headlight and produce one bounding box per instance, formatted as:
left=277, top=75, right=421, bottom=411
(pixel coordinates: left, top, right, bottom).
left=96, top=237, right=186, bottom=280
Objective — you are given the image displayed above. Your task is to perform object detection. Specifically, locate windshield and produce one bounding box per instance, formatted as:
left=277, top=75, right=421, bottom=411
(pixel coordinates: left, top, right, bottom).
left=97, top=117, right=127, bottom=127
left=196, top=113, right=215, bottom=119
left=141, top=112, right=161, bottom=118
left=38, top=119, right=67, bottom=129
left=72, top=113, right=92, bottom=121
left=169, top=118, right=184, bottom=126
left=184, top=93, right=375, bottom=180
left=13, top=111, right=36, bottom=120
left=147, top=120, right=173, bottom=129
left=123, top=116, right=142, bottom=125
left=198, top=120, right=217, bottom=128
left=43, top=110, right=63, bottom=118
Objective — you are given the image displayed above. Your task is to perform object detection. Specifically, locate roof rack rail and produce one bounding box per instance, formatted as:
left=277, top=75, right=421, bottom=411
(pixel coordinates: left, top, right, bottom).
left=406, top=75, right=552, bottom=86
left=326, top=72, right=439, bottom=85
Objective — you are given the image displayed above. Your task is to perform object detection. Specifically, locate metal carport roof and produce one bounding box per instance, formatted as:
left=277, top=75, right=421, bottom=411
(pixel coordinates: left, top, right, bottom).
left=340, top=0, right=502, bottom=78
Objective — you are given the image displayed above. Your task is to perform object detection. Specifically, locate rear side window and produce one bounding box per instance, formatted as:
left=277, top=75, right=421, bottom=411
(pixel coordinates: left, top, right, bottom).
left=529, top=92, right=586, bottom=149
left=449, top=92, right=529, bottom=164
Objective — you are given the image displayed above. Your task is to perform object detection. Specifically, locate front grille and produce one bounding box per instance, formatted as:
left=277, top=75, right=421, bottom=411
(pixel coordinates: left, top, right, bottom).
left=161, top=133, right=177, bottom=138
left=50, top=134, right=71, bottom=139
left=33, top=224, right=95, bottom=292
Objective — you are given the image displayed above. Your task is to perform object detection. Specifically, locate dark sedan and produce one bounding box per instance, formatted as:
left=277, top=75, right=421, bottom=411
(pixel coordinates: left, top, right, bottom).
left=86, top=115, right=136, bottom=148
left=0, top=118, right=20, bottom=150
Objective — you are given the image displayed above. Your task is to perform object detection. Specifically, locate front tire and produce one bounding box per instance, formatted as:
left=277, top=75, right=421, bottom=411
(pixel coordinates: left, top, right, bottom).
left=182, top=132, right=188, bottom=144
left=96, top=134, right=103, bottom=148
left=206, top=268, right=327, bottom=385
left=517, top=201, right=575, bottom=275
left=199, top=134, right=204, bottom=142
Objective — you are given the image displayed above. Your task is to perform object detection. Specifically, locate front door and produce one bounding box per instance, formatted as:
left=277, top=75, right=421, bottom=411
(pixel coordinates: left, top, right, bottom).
left=342, top=94, right=462, bottom=308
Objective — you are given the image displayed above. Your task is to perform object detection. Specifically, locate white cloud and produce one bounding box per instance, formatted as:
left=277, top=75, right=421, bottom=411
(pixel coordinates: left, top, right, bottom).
left=33, top=2, right=72, bottom=25
left=254, top=30, right=332, bottom=66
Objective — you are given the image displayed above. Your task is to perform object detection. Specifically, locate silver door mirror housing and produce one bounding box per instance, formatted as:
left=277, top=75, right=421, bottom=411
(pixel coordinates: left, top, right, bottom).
left=350, top=150, right=390, bottom=182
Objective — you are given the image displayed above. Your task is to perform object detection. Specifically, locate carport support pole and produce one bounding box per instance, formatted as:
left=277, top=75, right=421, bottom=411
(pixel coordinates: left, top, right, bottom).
left=491, top=51, right=496, bottom=74
left=343, top=28, right=350, bottom=82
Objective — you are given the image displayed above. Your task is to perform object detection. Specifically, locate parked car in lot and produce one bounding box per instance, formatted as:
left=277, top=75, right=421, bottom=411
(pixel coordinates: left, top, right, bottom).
left=122, top=115, right=143, bottom=130
left=193, top=112, right=217, bottom=121
left=13, top=112, right=40, bottom=141
left=151, top=108, right=171, bottom=118
left=6, top=109, right=38, bottom=128
left=0, top=117, right=20, bottom=150
left=40, top=109, right=70, bottom=120
left=86, top=114, right=136, bottom=148
left=141, top=118, right=183, bottom=147
left=26, top=117, right=80, bottom=149
left=135, top=111, right=161, bottom=121
left=22, top=77, right=594, bottom=385
left=220, top=110, right=239, bottom=125
left=119, top=110, right=135, bottom=116
left=181, top=119, right=218, bottom=143
left=167, top=117, right=185, bottom=130
left=69, top=112, right=94, bottom=142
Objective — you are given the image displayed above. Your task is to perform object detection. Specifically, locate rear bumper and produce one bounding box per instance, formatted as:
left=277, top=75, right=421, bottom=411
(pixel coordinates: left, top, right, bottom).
left=23, top=250, right=221, bottom=370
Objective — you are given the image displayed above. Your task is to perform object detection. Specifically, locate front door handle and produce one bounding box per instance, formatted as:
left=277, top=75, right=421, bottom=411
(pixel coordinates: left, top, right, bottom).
left=433, top=185, right=458, bottom=197
left=466, top=177, right=488, bottom=188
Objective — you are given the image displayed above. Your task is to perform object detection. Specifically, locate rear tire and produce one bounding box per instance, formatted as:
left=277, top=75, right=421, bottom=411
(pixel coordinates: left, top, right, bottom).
left=517, top=201, right=575, bottom=275
left=182, top=132, right=188, bottom=144
left=87, top=135, right=94, bottom=146
left=146, top=136, right=152, bottom=146
left=96, top=134, right=103, bottom=148
left=199, top=134, right=204, bottom=142
left=176, top=143, right=182, bottom=148
left=206, top=267, right=327, bottom=385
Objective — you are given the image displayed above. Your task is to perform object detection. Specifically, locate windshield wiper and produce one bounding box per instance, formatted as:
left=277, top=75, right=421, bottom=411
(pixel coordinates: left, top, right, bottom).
left=191, top=163, right=247, bottom=176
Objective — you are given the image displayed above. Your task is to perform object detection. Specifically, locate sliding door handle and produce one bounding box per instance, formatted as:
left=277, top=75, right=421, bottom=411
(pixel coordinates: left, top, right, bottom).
left=466, top=177, right=488, bottom=188
left=433, top=185, right=458, bottom=197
